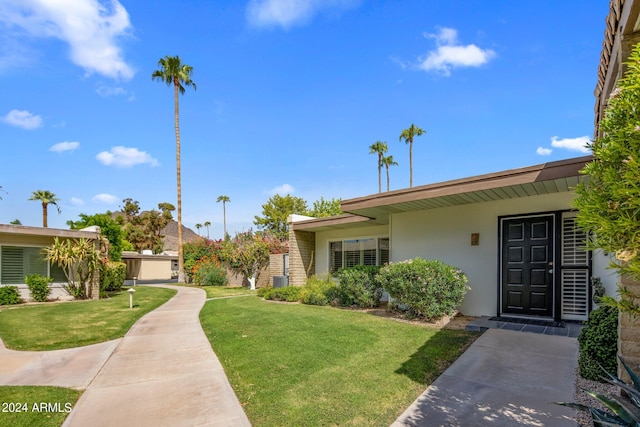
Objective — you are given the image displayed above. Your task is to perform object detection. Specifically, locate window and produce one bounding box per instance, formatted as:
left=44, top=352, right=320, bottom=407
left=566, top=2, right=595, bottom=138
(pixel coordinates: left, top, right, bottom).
left=329, top=237, right=389, bottom=273
left=1, top=246, right=48, bottom=284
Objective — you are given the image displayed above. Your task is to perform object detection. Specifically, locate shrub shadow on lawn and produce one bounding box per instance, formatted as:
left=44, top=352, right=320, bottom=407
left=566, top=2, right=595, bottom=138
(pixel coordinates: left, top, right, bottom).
left=395, top=328, right=479, bottom=384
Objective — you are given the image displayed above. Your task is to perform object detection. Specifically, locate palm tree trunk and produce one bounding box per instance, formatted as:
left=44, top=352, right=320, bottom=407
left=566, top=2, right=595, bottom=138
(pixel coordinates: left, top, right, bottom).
left=386, top=166, right=390, bottom=192
left=223, top=202, right=227, bottom=238
left=409, top=140, right=413, bottom=188
left=378, top=153, right=382, bottom=193
left=174, top=77, right=185, bottom=282
left=42, top=202, right=48, bottom=228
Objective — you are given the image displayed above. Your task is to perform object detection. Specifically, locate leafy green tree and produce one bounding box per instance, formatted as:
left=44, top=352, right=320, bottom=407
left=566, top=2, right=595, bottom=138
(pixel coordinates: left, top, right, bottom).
left=118, top=199, right=175, bottom=254
left=381, top=155, right=398, bottom=192
left=254, top=194, right=308, bottom=239
left=9, top=219, right=21, bottom=225
left=29, top=190, right=61, bottom=228
left=67, top=212, right=128, bottom=261
left=195, top=223, right=202, bottom=236
left=203, top=221, right=211, bottom=239
left=306, top=197, right=342, bottom=217
left=575, top=43, right=640, bottom=316
left=152, top=55, right=196, bottom=282
left=216, top=195, right=230, bottom=238
left=399, top=124, right=425, bottom=188
left=369, top=141, right=388, bottom=193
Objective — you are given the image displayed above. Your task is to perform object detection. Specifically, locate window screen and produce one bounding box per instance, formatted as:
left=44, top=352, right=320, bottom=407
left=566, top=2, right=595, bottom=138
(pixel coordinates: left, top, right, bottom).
left=1, top=246, right=48, bottom=284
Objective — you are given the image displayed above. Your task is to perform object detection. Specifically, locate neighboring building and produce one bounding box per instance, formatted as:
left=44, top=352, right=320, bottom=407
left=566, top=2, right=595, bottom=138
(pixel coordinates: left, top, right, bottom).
left=289, top=156, right=618, bottom=323
left=121, top=251, right=178, bottom=281
left=0, top=224, right=100, bottom=300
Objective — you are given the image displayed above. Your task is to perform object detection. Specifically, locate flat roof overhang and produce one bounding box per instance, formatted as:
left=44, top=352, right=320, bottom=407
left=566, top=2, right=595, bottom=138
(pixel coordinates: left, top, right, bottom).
left=292, top=156, right=591, bottom=232
left=0, top=224, right=99, bottom=239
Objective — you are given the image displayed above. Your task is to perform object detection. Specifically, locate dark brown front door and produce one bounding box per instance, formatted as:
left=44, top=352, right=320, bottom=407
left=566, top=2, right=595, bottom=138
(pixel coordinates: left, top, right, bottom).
left=501, top=215, right=554, bottom=317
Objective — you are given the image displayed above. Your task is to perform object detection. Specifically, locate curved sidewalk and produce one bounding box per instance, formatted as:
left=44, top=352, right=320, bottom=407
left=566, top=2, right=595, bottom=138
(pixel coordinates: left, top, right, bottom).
left=63, top=285, right=251, bottom=427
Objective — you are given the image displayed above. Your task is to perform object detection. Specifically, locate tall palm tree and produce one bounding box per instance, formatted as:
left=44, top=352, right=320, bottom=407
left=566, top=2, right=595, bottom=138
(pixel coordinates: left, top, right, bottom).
left=369, top=141, right=388, bottom=193
left=203, top=221, right=211, bottom=239
left=399, top=123, right=425, bottom=188
left=195, top=223, right=202, bottom=236
left=29, top=190, right=61, bottom=228
left=152, top=55, right=196, bottom=283
left=216, top=195, right=230, bottom=238
left=381, top=155, right=398, bottom=192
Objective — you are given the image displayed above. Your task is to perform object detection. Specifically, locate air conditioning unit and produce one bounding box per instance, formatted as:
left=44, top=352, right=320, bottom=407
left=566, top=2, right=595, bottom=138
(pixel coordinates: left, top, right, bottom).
left=273, top=275, right=289, bottom=288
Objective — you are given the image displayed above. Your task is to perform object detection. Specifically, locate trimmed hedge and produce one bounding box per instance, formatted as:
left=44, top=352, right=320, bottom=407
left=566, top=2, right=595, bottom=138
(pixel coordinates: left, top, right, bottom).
left=261, top=286, right=302, bottom=302
left=578, top=305, right=619, bottom=382
left=334, top=265, right=382, bottom=308
left=376, top=258, right=468, bottom=320
left=299, top=276, right=338, bottom=306
left=0, top=286, right=21, bottom=305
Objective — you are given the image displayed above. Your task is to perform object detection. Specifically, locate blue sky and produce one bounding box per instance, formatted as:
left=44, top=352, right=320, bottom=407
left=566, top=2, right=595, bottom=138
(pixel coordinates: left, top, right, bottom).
left=0, top=0, right=607, bottom=239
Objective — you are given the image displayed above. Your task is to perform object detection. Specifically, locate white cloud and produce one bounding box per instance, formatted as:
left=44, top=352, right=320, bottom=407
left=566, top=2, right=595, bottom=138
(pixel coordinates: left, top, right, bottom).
left=550, top=136, right=591, bottom=153
left=2, top=109, right=42, bottom=129
left=96, top=84, right=127, bottom=97
left=70, top=197, right=84, bottom=206
left=96, top=146, right=159, bottom=168
left=536, top=147, right=552, bottom=156
left=0, top=0, right=135, bottom=80
left=269, top=183, right=295, bottom=195
left=50, top=141, right=79, bottom=152
left=246, top=0, right=360, bottom=29
left=92, top=193, right=119, bottom=204
left=416, top=27, right=495, bottom=76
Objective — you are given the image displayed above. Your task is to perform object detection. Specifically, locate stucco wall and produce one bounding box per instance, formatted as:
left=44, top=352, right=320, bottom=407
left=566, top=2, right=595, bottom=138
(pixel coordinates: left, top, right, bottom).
left=312, top=192, right=618, bottom=318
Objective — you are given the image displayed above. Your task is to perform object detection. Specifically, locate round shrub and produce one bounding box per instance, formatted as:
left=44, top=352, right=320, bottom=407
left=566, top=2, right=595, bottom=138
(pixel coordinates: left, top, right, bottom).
left=334, top=265, right=382, bottom=308
left=376, top=258, right=468, bottom=320
left=578, top=305, right=618, bottom=382
left=0, top=286, right=21, bottom=305
left=25, top=273, right=52, bottom=302
left=300, top=276, right=338, bottom=306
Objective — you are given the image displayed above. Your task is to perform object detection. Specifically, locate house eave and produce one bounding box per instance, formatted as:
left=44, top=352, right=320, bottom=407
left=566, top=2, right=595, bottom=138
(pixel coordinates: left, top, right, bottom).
left=0, top=224, right=99, bottom=240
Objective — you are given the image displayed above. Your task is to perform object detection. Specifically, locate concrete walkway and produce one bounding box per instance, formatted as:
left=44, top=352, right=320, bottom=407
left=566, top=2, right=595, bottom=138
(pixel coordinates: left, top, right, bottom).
left=0, top=285, right=249, bottom=426
left=392, top=328, right=578, bottom=427
left=61, top=285, right=250, bottom=427
left=0, top=338, right=120, bottom=389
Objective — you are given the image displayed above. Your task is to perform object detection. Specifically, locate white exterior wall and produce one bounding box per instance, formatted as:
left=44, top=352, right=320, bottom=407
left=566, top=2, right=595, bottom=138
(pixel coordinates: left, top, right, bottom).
left=311, top=191, right=619, bottom=318
left=314, top=224, right=390, bottom=276
left=389, top=191, right=617, bottom=317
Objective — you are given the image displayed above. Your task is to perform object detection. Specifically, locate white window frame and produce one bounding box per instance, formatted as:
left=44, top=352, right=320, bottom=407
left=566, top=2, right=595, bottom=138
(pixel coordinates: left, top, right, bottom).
left=328, top=237, right=389, bottom=273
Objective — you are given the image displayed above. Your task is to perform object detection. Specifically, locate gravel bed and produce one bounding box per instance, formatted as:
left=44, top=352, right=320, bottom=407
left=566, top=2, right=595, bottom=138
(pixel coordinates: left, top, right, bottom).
left=574, top=369, right=618, bottom=426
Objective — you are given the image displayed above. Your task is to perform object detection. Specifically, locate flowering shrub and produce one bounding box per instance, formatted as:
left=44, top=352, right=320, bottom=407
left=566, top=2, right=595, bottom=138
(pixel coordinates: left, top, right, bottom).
left=376, top=258, right=468, bottom=320
left=193, top=256, right=228, bottom=286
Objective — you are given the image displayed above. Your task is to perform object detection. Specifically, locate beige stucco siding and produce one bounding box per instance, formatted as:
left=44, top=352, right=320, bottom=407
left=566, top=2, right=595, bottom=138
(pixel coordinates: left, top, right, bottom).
left=309, top=191, right=617, bottom=318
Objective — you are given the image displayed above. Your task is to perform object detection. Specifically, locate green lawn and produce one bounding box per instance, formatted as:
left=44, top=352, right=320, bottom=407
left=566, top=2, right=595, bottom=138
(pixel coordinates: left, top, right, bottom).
left=0, top=286, right=176, bottom=351
left=173, top=283, right=255, bottom=299
left=200, top=297, right=478, bottom=426
left=0, top=386, right=80, bottom=427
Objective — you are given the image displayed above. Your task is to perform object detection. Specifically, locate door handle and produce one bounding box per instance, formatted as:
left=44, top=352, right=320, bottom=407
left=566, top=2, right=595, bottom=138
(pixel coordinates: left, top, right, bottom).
left=548, top=269, right=553, bottom=274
